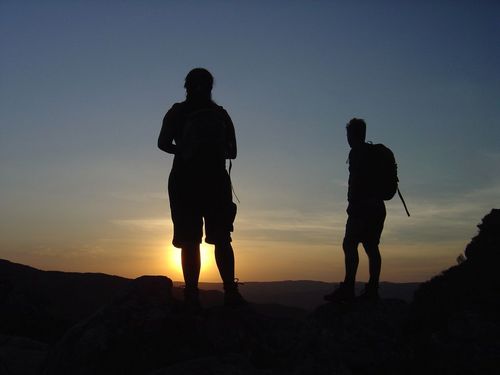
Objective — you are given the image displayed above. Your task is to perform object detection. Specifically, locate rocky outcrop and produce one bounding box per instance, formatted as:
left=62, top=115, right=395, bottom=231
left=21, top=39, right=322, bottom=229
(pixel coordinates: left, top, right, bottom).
left=280, top=299, right=409, bottom=375
left=150, top=354, right=270, bottom=375
left=42, top=272, right=414, bottom=375
left=42, top=276, right=300, bottom=375
left=408, top=209, right=500, bottom=374
left=0, top=335, right=47, bottom=375
left=43, top=276, right=177, bottom=375
left=0, top=260, right=130, bottom=343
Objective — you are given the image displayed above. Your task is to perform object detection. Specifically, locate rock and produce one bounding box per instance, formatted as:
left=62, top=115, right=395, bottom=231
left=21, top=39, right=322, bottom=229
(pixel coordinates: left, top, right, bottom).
left=286, top=299, right=409, bottom=375
left=0, top=259, right=130, bottom=343
left=0, top=334, right=47, bottom=375
left=43, top=276, right=177, bottom=375
left=464, top=208, right=500, bottom=261
left=43, top=276, right=298, bottom=375
left=407, top=209, right=500, bottom=374
left=150, top=354, right=272, bottom=375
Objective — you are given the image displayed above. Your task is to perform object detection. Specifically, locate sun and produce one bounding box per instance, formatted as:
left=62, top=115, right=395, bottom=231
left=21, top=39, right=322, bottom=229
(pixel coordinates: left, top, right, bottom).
left=166, top=242, right=215, bottom=281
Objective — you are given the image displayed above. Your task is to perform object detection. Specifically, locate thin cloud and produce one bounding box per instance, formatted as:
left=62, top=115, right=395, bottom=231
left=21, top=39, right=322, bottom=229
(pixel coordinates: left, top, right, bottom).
left=385, top=181, right=500, bottom=245
left=111, top=218, right=169, bottom=232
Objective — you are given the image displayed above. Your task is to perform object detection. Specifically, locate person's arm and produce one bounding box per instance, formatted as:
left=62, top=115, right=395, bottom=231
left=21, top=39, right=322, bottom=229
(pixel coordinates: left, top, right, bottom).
left=158, top=105, right=179, bottom=155
left=223, top=109, right=237, bottom=159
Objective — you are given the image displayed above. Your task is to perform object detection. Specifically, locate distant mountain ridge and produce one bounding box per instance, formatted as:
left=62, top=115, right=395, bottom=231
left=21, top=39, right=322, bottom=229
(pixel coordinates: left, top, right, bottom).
left=0, top=258, right=419, bottom=315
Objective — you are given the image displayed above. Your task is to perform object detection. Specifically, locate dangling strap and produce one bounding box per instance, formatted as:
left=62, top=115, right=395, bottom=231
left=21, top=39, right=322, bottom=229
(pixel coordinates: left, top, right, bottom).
left=228, top=160, right=240, bottom=203
left=398, top=188, right=410, bottom=217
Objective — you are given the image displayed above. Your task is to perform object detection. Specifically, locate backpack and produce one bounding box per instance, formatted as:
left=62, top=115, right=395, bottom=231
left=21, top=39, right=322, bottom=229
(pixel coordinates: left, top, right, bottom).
left=181, top=107, right=228, bottom=163
left=368, top=143, right=398, bottom=201
left=368, top=143, right=411, bottom=216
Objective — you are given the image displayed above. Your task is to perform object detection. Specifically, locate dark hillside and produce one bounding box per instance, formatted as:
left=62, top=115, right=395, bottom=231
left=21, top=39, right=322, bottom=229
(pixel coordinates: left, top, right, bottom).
left=0, top=259, right=131, bottom=342
left=407, top=209, right=500, bottom=374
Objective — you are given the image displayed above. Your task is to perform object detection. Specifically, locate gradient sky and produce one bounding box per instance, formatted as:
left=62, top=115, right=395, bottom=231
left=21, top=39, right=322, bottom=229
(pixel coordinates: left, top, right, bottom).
left=1, top=1, right=499, bottom=282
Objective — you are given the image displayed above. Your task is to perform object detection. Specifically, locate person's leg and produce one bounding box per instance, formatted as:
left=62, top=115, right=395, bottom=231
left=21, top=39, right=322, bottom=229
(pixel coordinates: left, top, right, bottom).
left=324, top=235, right=358, bottom=302
left=343, top=237, right=359, bottom=289
left=363, top=243, right=381, bottom=286
left=215, top=241, right=246, bottom=307
left=169, top=171, right=203, bottom=290
left=359, top=203, right=385, bottom=299
left=181, top=243, right=201, bottom=289
left=324, top=212, right=362, bottom=303
left=214, top=241, right=235, bottom=285
left=181, top=243, right=202, bottom=311
left=205, top=173, right=245, bottom=306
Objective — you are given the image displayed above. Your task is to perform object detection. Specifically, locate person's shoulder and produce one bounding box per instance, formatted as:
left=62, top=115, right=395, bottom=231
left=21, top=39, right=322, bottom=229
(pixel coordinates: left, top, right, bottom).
left=209, top=102, right=227, bottom=113
left=349, top=143, right=372, bottom=163
left=168, top=101, right=187, bottom=113
left=350, top=143, right=369, bottom=155
left=212, top=104, right=232, bottom=120
left=360, top=142, right=375, bottom=154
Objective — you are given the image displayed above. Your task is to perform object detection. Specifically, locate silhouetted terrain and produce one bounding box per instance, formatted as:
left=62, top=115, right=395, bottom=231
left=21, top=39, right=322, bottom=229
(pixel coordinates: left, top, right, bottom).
left=405, top=208, right=500, bottom=374
left=189, top=280, right=419, bottom=310
left=0, top=209, right=498, bottom=374
left=0, top=260, right=130, bottom=343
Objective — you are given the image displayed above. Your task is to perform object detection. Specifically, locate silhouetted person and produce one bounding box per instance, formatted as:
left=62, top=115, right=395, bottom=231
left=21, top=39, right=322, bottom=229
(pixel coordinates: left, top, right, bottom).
left=325, top=118, right=386, bottom=303
left=158, top=68, right=246, bottom=310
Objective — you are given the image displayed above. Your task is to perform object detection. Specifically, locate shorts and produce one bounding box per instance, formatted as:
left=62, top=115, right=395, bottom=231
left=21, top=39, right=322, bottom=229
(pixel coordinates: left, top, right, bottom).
left=344, top=201, right=386, bottom=246
left=168, top=168, right=236, bottom=248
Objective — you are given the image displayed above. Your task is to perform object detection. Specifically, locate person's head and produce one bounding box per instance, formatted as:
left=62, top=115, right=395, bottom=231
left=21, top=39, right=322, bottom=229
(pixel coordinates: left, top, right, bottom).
left=346, top=118, right=366, bottom=147
left=184, top=68, right=214, bottom=102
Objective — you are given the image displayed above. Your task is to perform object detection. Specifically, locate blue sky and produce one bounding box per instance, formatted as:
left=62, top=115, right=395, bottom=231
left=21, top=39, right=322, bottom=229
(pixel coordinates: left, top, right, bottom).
left=1, top=1, right=499, bottom=282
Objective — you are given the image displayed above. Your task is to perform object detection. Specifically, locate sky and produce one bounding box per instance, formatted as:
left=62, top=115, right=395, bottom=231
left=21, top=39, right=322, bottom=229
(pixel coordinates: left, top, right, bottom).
left=1, top=0, right=499, bottom=283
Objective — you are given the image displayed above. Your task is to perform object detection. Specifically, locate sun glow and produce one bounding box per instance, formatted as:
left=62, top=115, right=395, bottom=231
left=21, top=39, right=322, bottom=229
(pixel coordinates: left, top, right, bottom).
left=166, top=242, right=217, bottom=282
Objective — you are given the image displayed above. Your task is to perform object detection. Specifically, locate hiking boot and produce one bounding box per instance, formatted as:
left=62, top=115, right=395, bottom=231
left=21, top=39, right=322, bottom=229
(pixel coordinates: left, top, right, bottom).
left=183, top=286, right=202, bottom=313
left=324, top=282, right=355, bottom=303
left=357, top=283, right=379, bottom=302
left=224, top=279, right=248, bottom=308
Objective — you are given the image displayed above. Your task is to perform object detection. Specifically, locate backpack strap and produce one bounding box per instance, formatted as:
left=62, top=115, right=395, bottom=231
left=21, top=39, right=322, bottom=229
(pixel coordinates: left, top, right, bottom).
left=228, top=159, right=240, bottom=203
left=397, top=188, right=411, bottom=217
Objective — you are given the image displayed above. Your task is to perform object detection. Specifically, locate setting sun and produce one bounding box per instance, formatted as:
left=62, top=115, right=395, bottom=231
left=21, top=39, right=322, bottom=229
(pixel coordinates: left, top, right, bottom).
left=165, top=242, right=217, bottom=282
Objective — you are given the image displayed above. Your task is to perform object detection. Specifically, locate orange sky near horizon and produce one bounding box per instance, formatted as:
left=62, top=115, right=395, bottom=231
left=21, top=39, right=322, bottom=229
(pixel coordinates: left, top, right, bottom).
left=1, top=206, right=476, bottom=284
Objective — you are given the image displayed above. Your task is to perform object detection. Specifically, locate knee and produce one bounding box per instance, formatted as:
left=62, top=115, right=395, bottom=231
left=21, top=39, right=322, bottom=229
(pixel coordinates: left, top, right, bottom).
left=182, top=243, right=200, bottom=254
left=364, top=244, right=381, bottom=258
left=215, top=242, right=232, bottom=253
left=342, top=238, right=357, bottom=255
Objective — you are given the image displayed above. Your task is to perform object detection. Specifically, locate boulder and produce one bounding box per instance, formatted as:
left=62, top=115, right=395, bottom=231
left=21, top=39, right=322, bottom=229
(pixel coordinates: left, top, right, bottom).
left=0, top=334, right=47, bottom=375
left=43, top=276, right=298, bottom=375
left=43, top=276, right=177, bottom=375
left=408, top=209, right=500, bottom=374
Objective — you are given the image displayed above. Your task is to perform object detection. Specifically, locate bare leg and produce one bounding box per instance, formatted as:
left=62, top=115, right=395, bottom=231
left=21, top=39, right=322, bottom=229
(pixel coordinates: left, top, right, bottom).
left=181, top=243, right=201, bottom=288
left=324, top=237, right=358, bottom=302
left=363, top=243, right=381, bottom=286
left=215, top=242, right=247, bottom=307
left=343, top=237, right=359, bottom=288
left=214, top=242, right=235, bottom=285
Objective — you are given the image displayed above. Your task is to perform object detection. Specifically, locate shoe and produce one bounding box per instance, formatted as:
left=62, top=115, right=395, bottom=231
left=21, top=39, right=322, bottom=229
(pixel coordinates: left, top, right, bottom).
left=324, top=282, right=355, bottom=303
left=224, top=279, right=248, bottom=307
left=183, top=286, right=202, bottom=313
left=357, top=283, right=379, bottom=302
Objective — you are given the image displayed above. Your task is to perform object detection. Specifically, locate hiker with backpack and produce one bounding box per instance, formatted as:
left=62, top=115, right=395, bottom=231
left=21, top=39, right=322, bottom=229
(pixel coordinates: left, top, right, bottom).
left=324, top=118, right=401, bottom=303
left=158, top=68, right=246, bottom=309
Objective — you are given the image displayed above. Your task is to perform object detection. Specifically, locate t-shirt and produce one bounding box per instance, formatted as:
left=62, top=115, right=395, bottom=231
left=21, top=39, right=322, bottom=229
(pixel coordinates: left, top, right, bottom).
left=347, top=143, right=384, bottom=209
left=161, top=100, right=236, bottom=174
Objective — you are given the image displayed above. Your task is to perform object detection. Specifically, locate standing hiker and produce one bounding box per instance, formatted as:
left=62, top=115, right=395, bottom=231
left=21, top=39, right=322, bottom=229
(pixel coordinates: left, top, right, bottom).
left=325, top=118, right=397, bottom=302
left=158, top=68, right=246, bottom=309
